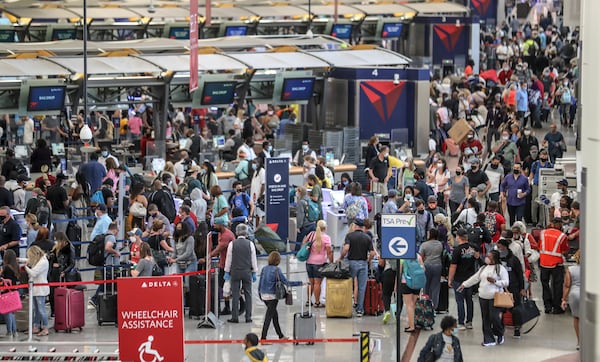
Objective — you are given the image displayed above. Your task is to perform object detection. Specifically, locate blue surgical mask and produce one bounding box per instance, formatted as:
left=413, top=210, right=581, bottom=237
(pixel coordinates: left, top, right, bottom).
left=267, top=146, right=273, bottom=152
left=302, top=145, right=309, bottom=152
left=342, top=180, right=349, bottom=186
left=452, top=327, right=459, bottom=335
left=252, top=164, right=257, bottom=170
left=101, top=151, right=108, bottom=157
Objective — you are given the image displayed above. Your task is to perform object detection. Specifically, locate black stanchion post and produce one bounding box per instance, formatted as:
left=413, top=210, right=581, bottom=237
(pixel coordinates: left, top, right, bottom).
left=396, top=259, right=401, bottom=362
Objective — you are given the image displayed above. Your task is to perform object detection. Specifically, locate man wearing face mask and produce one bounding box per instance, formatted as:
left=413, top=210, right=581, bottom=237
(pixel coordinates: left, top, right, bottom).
left=500, top=163, right=530, bottom=226
left=485, top=101, right=508, bottom=159
left=143, top=204, right=171, bottom=238
left=543, top=123, right=566, bottom=163
left=517, top=127, right=539, bottom=162
left=529, top=149, right=552, bottom=226
left=483, top=156, right=504, bottom=203
left=238, top=137, right=257, bottom=162
left=258, top=141, right=272, bottom=161
left=90, top=204, right=112, bottom=241
left=465, top=158, right=491, bottom=199
left=498, top=61, right=513, bottom=85
left=368, top=145, right=390, bottom=195
left=460, top=130, right=483, bottom=158
left=98, top=147, right=119, bottom=170
left=550, top=179, right=578, bottom=218
left=492, top=130, right=519, bottom=174
left=229, top=181, right=254, bottom=219
left=293, top=140, right=316, bottom=166
left=148, top=177, right=177, bottom=223
left=497, top=238, right=526, bottom=338
left=539, top=218, right=570, bottom=314
left=0, top=206, right=20, bottom=258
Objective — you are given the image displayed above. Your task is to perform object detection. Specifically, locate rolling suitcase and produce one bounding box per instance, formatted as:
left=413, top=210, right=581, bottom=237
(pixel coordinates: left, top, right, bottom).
left=364, top=279, right=384, bottom=316
left=188, top=273, right=217, bottom=319
left=325, top=278, right=353, bottom=318
left=436, top=280, right=449, bottom=313
left=415, top=294, right=435, bottom=329
left=97, top=267, right=117, bottom=326
left=15, top=296, right=29, bottom=332
left=54, top=287, right=85, bottom=332
left=293, top=285, right=316, bottom=345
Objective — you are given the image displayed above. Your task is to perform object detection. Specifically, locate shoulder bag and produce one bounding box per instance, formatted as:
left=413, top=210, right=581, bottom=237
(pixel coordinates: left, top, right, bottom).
left=0, top=279, right=22, bottom=314
left=275, top=268, right=288, bottom=300
left=493, top=288, right=514, bottom=309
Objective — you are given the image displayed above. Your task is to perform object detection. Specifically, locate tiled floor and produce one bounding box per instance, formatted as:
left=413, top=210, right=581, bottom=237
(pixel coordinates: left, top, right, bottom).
left=0, top=120, right=580, bottom=361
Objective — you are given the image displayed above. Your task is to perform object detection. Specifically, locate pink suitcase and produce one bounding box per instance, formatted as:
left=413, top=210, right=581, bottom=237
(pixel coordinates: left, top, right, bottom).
left=54, top=287, right=85, bottom=333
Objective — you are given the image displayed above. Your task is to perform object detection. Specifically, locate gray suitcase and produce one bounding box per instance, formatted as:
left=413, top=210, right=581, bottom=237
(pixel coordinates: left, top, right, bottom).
left=293, top=285, right=316, bottom=345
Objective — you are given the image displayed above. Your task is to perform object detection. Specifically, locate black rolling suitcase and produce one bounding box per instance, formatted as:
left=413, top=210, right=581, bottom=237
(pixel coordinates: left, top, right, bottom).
left=97, top=266, right=118, bottom=326
left=188, top=273, right=217, bottom=319
left=436, top=280, right=449, bottom=313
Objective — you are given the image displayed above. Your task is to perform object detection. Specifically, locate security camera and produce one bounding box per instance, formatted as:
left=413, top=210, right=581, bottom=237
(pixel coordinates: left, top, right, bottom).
left=148, top=5, right=156, bottom=13
left=393, top=73, right=400, bottom=85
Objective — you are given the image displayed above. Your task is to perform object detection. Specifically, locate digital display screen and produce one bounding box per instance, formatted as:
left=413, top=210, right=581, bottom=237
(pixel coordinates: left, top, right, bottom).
left=280, top=78, right=315, bottom=102
left=52, top=28, right=77, bottom=41
left=27, top=86, right=66, bottom=112
left=0, top=30, right=15, bottom=43
left=51, top=143, right=65, bottom=156
left=331, top=24, right=353, bottom=39
left=225, top=26, right=248, bottom=36
left=168, top=27, right=189, bottom=40
left=213, top=135, right=225, bottom=148
left=201, top=82, right=236, bottom=106
left=381, top=23, right=403, bottom=38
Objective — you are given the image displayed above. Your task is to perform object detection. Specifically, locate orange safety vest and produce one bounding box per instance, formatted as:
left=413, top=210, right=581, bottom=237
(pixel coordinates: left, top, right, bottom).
left=539, top=228, right=568, bottom=268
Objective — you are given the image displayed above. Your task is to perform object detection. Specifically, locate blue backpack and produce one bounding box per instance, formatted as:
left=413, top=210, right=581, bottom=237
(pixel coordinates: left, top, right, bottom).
left=403, top=259, right=426, bottom=290
left=90, top=190, right=105, bottom=205
left=305, top=199, right=320, bottom=222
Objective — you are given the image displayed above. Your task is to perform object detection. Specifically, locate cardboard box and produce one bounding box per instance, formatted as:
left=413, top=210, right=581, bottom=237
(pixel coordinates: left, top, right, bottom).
left=448, top=118, right=471, bottom=145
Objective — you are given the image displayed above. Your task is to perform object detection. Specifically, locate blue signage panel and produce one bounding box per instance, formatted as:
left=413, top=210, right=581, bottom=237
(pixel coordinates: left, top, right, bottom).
left=265, top=157, right=290, bottom=241
left=380, top=214, right=416, bottom=259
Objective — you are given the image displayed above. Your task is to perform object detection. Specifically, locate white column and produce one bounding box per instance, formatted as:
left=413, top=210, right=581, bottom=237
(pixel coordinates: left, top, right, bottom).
left=580, top=0, right=600, bottom=359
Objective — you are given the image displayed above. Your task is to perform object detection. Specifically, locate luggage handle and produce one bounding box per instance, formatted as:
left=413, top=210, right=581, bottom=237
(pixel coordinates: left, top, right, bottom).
left=301, top=283, right=312, bottom=316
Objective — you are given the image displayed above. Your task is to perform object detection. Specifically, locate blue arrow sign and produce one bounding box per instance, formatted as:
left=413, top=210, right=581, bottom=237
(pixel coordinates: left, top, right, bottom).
left=381, top=214, right=416, bottom=259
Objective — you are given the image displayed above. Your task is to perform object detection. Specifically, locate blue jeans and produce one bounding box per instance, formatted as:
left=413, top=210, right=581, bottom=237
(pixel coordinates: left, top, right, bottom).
left=4, top=312, right=15, bottom=333
left=452, top=281, right=473, bottom=325
left=33, top=296, right=48, bottom=329
left=349, top=260, right=368, bottom=313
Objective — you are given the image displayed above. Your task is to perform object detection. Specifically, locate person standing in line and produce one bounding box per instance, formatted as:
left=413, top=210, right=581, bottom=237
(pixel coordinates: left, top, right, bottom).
left=368, top=145, right=390, bottom=195
left=224, top=224, right=258, bottom=324
left=458, top=250, right=509, bottom=347
left=497, top=238, right=525, bottom=338
left=23, top=246, right=50, bottom=336
left=448, top=229, right=480, bottom=331
left=419, top=228, right=444, bottom=310
left=338, top=219, right=375, bottom=318
left=302, top=219, right=333, bottom=307
left=500, top=163, right=530, bottom=226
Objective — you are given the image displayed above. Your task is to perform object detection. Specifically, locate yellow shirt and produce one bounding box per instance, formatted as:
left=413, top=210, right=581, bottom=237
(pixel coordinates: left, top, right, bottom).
left=119, top=118, right=128, bottom=135
left=388, top=156, right=404, bottom=177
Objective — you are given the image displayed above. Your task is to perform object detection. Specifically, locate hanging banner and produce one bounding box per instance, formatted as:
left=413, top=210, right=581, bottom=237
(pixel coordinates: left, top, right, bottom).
left=118, top=275, right=184, bottom=361
left=265, top=157, right=290, bottom=240
left=189, top=0, right=199, bottom=92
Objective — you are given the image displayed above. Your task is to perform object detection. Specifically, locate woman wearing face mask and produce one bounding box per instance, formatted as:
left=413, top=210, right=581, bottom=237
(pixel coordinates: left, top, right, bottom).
left=497, top=238, right=525, bottom=338
left=457, top=250, right=509, bottom=347
left=167, top=222, right=197, bottom=288
left=200, top=161, right=218, bottom=195
left=402, top=186, right=416, bottom=212
left=131, top=242, right=155, bottom=278
left=448, top=166, right=469, bottom=215
left=401, top=158, right=416, bottom=188
left=23, top=246, right=50, bottom=336
left=517, top=127, right=539, bottom=162
left=418, top=315, right=463, bottom=362
left=492, top=130, right=519, bottom=172
left=431, top=158, right=450, bottom=209
left=250, top=158, right=266, bottom=222
left=160, top=162, right=177, bottom=193
left=336, top=173, right=352, bottom=191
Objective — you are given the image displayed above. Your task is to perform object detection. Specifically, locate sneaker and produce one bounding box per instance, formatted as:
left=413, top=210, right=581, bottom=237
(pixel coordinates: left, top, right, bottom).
left=513, top=329, right=521, bottom=339
left=382, top=311, right=392, bottom=325
left=497, top=336, right=504, bottom=345
left=458, top=324, right=467, bottom=331
left=481, top=341, right=497, bottom=347
left=356, top=311, right=364, bottom=317
left=465, top=322, right=473, bottom=329
left=87, top=299, right=97, bottom=310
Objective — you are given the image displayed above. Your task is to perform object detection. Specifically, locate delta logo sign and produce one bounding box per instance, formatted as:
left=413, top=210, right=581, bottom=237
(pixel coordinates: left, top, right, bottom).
left=433, top=24, right=465, bottom=53
left=359, top=81, right=406, bottom=123
left=471, top=0, right=493, bottom=18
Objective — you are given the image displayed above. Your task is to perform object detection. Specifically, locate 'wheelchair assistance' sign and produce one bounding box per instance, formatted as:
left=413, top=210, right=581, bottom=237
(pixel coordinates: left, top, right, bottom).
left=380, top=214, right=417, bottom=259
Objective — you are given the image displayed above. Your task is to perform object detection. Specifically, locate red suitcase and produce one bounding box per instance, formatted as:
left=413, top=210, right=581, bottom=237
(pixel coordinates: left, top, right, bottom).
left=54, top=287, right=85, bottom=333
left=364, top=279, right=384, bottom=316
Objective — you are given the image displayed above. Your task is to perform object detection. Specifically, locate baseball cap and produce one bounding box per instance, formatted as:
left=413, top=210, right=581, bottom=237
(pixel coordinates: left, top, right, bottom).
left=557, top=179, right=568, bottom=186
left=456, top=229, right=468, bottom=237
left=388, top=190, right=398, bottom=198
left=97, top=204, right=107, bottom=212
left=353, top=218, right=365, bottom=227
left=17, top=175, right=30, bottom=182
left=127, top=228, right=142, bottom=236
left=214, top=217, right=227, bottom=225
left=427, top=195, right=437, bottom=203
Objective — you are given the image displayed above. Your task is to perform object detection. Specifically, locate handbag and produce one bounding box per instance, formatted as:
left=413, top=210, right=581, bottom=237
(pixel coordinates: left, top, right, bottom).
left=275, top=269, right=287, bottom=300
left=223, top=280, right=231, bottom=298
left=296, top=233, right=314, bottom=262
left=424, top=350, right=436, bottom=362
left=318, top=260, right=351, bottom=279
left=130, top=201, right=147, bottom=218
left=493, top=288, right=514, bottom=309
left=512, top=297, right=541, bottom=333
left=390, top=292, right=398, bottom=317
left=285, top=290, right=293, bottom=305
left=0, top=279, right=22, bottom=314
left=151, top=248, right=168, bottom=268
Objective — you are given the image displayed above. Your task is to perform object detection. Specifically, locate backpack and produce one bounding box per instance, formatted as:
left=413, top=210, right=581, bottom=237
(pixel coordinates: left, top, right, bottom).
left=467, top=225, right=485, bottom=245
left=14, top=161, right=28, bottom=178
left=241, top=161, right=254, bottom=186
left=90, top=190, right=105, bottom=205
left=345, top=199, right=362, bottom=220
left=36, top=196, right=50, bottom=225
left=403, top=259, right=426, bottom=290
left=176, top=176, right=195, bottom=197
left=87, top=233, right=108, bottom=266
left=304, top=199, right=320, bottom=222
left=561, top=88, right=572, bottom=104
left=484, top=212, right=497, bottom=236
left=150, top=188, right=176, bottom=222
left=426, top=184, right=435, bottom=198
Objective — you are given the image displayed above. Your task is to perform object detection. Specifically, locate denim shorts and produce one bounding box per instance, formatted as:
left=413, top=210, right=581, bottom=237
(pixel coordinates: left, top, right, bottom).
left=400, top=283, right=421, bottom=295
left=306, top=263, right=325, bottom=279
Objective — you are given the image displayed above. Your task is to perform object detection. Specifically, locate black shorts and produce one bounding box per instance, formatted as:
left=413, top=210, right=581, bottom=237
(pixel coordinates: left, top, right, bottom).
left=400, top=283, right=420, bottom=295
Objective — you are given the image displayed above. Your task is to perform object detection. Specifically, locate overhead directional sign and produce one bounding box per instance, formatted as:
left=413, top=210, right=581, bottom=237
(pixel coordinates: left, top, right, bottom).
left=381, top=214, right=417, bottom=259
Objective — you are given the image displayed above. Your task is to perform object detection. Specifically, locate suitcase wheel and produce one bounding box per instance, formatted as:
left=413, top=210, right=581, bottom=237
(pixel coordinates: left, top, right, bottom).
left=308, top=342, right=314, bottom=345
left=294, top=342, right=298, bottom=346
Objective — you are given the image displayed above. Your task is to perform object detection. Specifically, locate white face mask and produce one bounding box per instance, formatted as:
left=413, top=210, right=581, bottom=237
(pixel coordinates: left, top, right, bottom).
left=502, top=136, right=509, bottom=141
left=129, top=236, right=136, bottom=243
left=302, top=145, right=309, bottom=152
left=524, top=130, right=531, bottom=136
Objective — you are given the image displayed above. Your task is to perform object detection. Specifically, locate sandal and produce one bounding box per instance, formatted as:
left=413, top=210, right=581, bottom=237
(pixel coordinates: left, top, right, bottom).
left=314, top=303, right=324, bottom=308
left=36, top=329, right=49, bottom=336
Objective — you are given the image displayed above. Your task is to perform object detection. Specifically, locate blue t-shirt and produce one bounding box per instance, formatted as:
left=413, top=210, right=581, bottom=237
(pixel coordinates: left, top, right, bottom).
left=231, top=193, right=251, bottom=217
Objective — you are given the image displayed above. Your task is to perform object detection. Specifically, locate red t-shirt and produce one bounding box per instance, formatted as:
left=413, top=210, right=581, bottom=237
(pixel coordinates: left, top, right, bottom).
left=492, top=212, right=505, bottom=243
left=130, top=242, right=141, bottom=264
left=215, top=228, right=235, bottom=269
left=460, top=139, right=484, bottom=155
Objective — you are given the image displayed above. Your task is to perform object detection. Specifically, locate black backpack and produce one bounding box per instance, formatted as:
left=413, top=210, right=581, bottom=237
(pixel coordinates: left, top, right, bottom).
left=467, top=225, right=485, bottom=246
left=36, top=196, right=51, bottom=225
left=87, top=233, right=108, bottom=266
left=150, top=188, right=176, bottom=222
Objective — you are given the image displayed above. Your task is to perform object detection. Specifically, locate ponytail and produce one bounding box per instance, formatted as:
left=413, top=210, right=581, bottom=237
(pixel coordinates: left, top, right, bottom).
left=314, top=220, right=326, bottom=253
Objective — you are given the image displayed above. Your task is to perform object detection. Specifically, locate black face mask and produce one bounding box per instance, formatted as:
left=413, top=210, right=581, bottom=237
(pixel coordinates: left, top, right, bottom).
left=513, top=169, right=520, bottom=174
left=540, top=157, right=548, bottom=161
left=236, top=189, right=242, bottom=193
left=418, top=209, right=425, bottom=214
left=490, top=164, right=499, bottom=169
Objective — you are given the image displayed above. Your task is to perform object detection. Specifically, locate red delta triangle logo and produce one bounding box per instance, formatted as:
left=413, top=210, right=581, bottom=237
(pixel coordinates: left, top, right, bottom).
left=360, top=81, right=405, bottom=123
left=471, top=0, right=491, bottom=17
left=434, top=24, right=464, bottom=53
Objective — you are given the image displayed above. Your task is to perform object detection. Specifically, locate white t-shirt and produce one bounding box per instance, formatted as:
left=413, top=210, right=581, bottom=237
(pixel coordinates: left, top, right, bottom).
left=439, top=334, right=455, bottom=361
left=23, top=118, right=34, bottom=145
left=485, top=166, right=503, bottom=194
left=250, top=168, right=266, bottom=204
